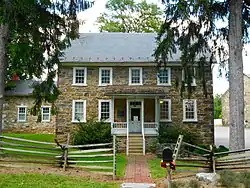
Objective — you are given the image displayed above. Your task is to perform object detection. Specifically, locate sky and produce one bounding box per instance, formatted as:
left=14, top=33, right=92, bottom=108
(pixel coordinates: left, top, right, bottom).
left=77, top=0, right=250, bottom=95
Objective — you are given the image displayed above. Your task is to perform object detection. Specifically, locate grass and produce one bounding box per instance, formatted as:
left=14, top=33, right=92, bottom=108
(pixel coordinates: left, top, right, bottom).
left=116, top=154, right=127, bottom=178
left=0, top=173, right=119, bottom=188
left=148, top=157, right=200, bottom=179
left=3, top=133, right=55, bottom=142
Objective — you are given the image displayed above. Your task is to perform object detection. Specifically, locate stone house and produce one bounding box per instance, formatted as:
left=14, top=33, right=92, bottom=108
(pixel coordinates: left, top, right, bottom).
left=2, top=80, right=56, bottom=133
left=221, top=74, right=250, bottom=127
left=56, top=32, right=214, bottom=155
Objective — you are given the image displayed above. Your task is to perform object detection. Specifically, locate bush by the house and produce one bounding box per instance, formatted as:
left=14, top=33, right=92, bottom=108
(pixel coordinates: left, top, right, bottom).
left=72, top=121, right=112, bottom=145
left=157, top=124, right=200, bottom=145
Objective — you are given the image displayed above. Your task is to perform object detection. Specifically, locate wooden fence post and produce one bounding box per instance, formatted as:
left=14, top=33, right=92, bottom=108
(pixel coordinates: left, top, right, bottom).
left=63, top=133, right=70, bottom=171
left=167, top=166, right=172, bottom=188
left=113, top=135, right=116, bottom=180
left=209, top=145, right=216, bottom=173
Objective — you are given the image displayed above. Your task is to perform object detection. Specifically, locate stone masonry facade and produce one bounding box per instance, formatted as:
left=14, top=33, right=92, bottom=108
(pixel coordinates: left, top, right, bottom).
left=56, top=65, right=214, bottom=145
left=222, top=74, right=250, bottom=127
left=3, top=96, right=56, bottom=134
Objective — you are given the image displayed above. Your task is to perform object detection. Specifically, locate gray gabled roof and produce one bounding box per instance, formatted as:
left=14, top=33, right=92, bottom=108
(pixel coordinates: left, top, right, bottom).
left=60, top=32, right=183, bottom=63
left=5, top=80, right=35, bottom=96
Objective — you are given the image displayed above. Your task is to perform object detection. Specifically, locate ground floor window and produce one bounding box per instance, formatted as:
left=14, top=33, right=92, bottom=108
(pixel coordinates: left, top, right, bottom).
left=41, top=106, right=51, bottom=122
left=72, top=100, right=86, bottom=122
left=98, top=100, right=111, bottom=122
left=17, top=106, right=27, bottom=122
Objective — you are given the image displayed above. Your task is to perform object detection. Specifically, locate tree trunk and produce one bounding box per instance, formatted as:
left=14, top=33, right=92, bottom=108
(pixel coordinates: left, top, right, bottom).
left=0, top=24, right=8, bottom=134
left=228, top=0, right=245, bottom=150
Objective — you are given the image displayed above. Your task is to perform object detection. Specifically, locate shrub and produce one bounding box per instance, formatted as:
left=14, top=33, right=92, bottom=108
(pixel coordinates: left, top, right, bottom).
left=219, top=170, right=240, bottom=188
left=157, top=124, right=200, bottom=145
left=72, top=121, right=112, bottom=145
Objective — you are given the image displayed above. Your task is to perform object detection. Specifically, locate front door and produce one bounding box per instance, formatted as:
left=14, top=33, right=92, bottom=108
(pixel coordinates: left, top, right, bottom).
left=129, top=101, right=142, bottom=133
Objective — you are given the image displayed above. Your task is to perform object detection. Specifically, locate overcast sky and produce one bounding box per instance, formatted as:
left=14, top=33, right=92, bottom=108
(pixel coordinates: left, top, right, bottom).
left=77, top=0, right=250, bottom=95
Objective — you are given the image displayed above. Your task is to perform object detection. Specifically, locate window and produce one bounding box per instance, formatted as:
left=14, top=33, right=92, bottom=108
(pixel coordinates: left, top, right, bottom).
left=99, top=68, right=112, bottom=86
left=73, top=67, right=87, bottom=86
left=17, top=106, right=27, bottom=122
left=41, top=106, right=51, bottom=122
left=72, top=100, right=86, bottom=122
left=182, top=68, right=196, bottom=86
left=157, top=68, right=171, bottom=85
left=129, top=67, right=143, bottom=85
left=159, top=99, right=171, bottom=121
left=183, top=99, right=197, bottom=122
left=98, top=100, right=111, bottom=122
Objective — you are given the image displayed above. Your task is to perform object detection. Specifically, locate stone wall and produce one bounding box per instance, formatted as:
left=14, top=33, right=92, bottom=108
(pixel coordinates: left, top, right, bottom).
left=2, top=96, right=56, bottom=134
left=56, top=65, right=214, bottom=144
left=222, top=75, right=250, bottom=127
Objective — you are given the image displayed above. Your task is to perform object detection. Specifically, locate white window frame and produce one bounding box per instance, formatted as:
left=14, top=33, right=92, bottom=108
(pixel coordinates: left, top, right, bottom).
left=72, top=67, right=87, bottom=86
left=129, top=67, right=143, bottom=85
left=182, top=68, right=197, bottom=86
left=157, top=68, right=171, bottom=86
left=183, top=99, right=198, bottom=122
left=159, top=99, right=172, bottom=122
left=99, top=67, right=113, bottom=86
left=72, top=100, right=87, bottom=123
left=17, top=106, right=27, bottom=122
left=41, top=106, right=51, bottom=122
left=98, top=100, right=111, bottom=122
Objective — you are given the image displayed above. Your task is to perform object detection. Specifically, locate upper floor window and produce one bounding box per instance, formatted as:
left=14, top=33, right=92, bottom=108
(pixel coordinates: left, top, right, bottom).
left=98, top=100, right=111, bottom=122
left=183, top=99, right=197, bottom=122
left=182, top=68, right=196, bottom=86
left=72, top=100, right=86, bottom=122
left=99, top=68, right=113, bottom=86
left=73, top=67, right=87, bottom=86
left=129, top=67, right=143, bottom=85
left=159, top=99, right=171, bottom=121
left=41, top=106, right=51, bottom=122
left=17, top=106, right=27, bottom=122
left=157, top=68, right=171, bottom=86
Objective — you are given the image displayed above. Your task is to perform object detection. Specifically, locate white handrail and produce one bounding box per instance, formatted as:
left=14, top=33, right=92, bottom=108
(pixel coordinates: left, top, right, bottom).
left=126, top=124, right=129, bottom=156
left=142, top=132, right=145, bottom=155
left=142, top=122, right=145, bottom=155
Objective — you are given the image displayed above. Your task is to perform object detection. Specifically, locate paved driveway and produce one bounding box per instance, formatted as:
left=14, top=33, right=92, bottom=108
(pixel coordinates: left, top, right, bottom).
left=215, top=126, right=250, bottom=148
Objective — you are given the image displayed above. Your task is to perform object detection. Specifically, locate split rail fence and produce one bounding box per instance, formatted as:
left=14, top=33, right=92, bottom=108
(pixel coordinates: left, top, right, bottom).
left=174, top=136, right=250, bottom=173
left=0, top=134, right=117, bottom=179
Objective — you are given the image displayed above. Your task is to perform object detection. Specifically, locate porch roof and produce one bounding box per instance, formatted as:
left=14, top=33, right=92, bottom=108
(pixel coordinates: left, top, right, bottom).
left=105, top=86, right=167, bottom=96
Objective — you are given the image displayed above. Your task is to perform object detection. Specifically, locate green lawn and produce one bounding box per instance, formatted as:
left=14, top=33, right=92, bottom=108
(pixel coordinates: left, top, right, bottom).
left=148, top=157, right=200, bottom=179
left=116, top=154, right=127, bottom=178
left=3, top=133, right=55, bottom=142
left=0, top=173, right=119, bottom=188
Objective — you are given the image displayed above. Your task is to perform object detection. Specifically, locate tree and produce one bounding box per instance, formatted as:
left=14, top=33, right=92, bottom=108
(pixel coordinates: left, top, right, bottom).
left=214, top=94, right=222, bottom=119
left=96, top=0, right=163, bottom=33
left=0, top=0, right=94, bottom=133
left=154, top=0, right=250, bottom=150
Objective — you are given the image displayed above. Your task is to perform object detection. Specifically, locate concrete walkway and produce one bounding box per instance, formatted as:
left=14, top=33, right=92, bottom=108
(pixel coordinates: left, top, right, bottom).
left=124, top=155, right=153, bottom=183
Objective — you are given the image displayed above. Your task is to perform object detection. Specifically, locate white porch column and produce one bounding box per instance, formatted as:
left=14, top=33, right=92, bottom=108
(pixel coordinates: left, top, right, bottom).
left=142, top=99, right=145, bottom=155
left=126, top=98, right=129, bottom=155
left=141, top=99, right=144, bottom=132
left=155, top=97, right=160, bottom=127
left=111, top=96, right=114, bottom=124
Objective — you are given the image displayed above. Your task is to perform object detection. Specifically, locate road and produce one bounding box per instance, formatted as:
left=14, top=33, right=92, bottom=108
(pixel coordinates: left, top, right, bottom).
left=215, top=126, right=250, bottom=148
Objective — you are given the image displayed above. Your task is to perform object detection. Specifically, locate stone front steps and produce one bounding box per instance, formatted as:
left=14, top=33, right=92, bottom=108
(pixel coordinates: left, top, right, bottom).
left=129, top=134, right=143, bottom=155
